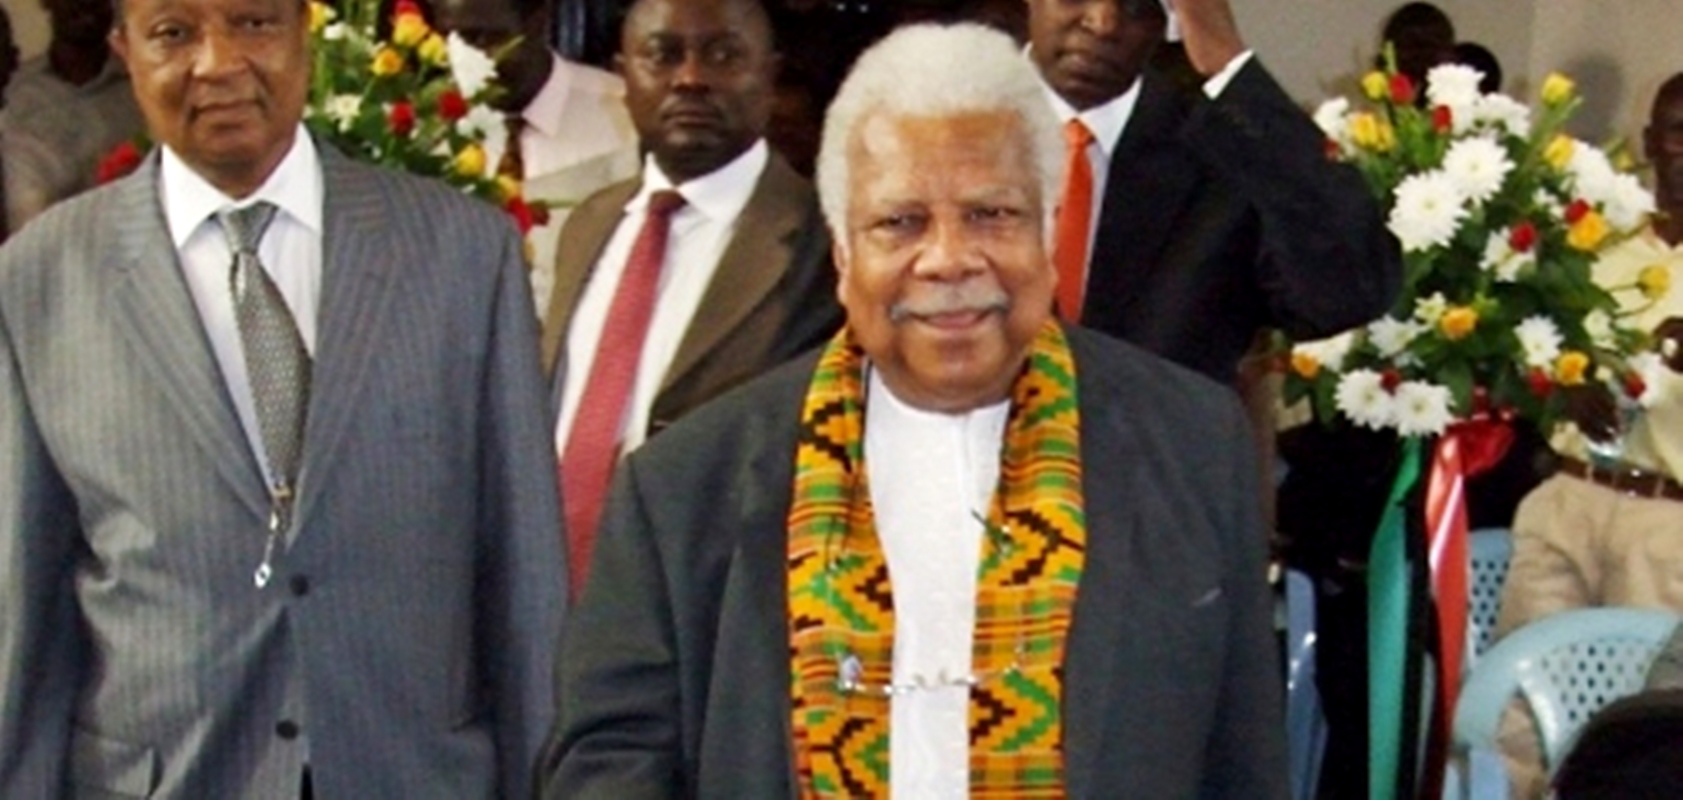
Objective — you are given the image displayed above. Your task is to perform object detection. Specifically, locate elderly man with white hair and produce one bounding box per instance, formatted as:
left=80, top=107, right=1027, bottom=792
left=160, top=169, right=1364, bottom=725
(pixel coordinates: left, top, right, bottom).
left=539, top=22, right=1285, bottom=800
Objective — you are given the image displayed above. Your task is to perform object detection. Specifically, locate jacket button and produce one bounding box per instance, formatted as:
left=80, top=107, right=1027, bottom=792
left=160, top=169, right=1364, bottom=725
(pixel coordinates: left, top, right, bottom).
left=289, top=575, right=310, bottom=597
left=275, top=719, right=301, bottom=740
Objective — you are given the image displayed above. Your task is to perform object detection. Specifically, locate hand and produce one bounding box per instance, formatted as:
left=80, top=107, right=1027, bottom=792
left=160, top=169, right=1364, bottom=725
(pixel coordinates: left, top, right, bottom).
left=1170, top=0, right=1247, bottom=76
left=1561, top=383, right=1619, bottom=442
left=1653, top=316, right=1683, bottom=372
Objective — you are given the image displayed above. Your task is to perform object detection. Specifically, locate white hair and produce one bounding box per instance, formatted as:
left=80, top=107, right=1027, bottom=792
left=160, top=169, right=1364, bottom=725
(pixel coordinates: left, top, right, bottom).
left=816, top=23, right=1065, bottom=248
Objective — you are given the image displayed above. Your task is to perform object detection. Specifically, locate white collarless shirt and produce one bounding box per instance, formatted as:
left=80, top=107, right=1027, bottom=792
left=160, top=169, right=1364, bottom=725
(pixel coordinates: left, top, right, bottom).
left=865, top=369, right=1009, bottom=798
left=161, top=126, right=324, bottom=487
left=555, top=140, right=769, bottom=456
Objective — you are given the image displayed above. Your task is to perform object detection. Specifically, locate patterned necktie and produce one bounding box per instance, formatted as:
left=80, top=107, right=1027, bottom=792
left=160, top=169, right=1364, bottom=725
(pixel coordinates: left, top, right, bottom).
left=220, top=202, right=311, bottom=514
left=498, top=113, right=527, bottom=179
left=1053, top=119, right=1096, bottom=321
left=559, top=190, right=686, bottom=598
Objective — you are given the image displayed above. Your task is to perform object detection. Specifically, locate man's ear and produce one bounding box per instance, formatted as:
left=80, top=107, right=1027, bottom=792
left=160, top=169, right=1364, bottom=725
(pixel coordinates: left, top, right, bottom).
left=108, top=26, right=128, bottom=67
left=832, top=240, right=850, bottom=305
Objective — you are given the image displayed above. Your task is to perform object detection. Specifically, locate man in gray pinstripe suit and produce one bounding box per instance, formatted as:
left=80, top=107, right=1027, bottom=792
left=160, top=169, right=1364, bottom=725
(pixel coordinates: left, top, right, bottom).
left=0, top=0, right=564, bottom=796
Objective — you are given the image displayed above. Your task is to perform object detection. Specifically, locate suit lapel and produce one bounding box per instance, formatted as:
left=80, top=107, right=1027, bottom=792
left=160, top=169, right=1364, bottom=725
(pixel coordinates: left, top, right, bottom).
left=106, top=159, right=269, bottom=517
left=659, top=155, right=805, bottom=397
left=289, top=148, right=400, bottom=535
left=539, top=180, right=639, bottom=376
left=1085, top=71, right=1199, bottom=322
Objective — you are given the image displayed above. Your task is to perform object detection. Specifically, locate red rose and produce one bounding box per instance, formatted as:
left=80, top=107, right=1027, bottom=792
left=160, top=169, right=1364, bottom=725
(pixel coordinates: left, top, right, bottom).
left=1323, top=138, right=1341, bottom=161
left=97, top=141, right=144, bottom=184
left=1389, top=73, right=1416, bottom=105
left=1564, top=198, right=1591, bottom=224
left=393, top=0, right=423, bottom=17
left=1431, top=105, right=1453, bottom=133
left=1508, top=221, right=1537, bottom=252
left=1624, top=371, right=1648, bottom=400
left=529, top=204, right=551, bottom=228
left=1527, top=368, right=1553, bottom=398
left=1380, top=368, right=1402, bottom=392
left=388, top=101, right=415, bottom=137
left=437, top=90, right=468, bottom=122
left=505, top=196, right=535, bottom=234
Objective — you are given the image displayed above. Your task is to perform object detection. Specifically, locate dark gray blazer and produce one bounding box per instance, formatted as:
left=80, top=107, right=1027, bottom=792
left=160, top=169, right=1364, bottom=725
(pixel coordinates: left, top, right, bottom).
left=0, top=144, right=564, bottom=798
left=541, top=325, right=1287, bottom=799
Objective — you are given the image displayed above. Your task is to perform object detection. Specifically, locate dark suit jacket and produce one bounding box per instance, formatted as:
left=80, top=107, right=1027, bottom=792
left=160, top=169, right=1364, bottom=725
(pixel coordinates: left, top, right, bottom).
left=0, top=144, right=563, bottom=798
left=1080, top=59, right=1401, bottom=383
left=540, top=150, right=842, bottom=437
left=541, top=325, right=1287, bottom=799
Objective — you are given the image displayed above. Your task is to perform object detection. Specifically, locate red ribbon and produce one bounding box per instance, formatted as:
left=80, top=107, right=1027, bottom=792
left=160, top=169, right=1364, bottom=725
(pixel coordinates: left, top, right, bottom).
left=1424, top=416, right=1513, bottom=787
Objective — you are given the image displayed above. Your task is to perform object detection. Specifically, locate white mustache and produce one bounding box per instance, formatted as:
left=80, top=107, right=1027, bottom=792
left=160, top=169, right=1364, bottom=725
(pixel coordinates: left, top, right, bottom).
left=889, top=284, right=1010, bottom=322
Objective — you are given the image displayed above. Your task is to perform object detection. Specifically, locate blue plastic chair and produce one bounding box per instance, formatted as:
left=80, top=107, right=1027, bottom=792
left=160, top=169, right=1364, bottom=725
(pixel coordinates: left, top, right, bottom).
left=1454, top=607, right=1679, bottom=777
left=1465, top=527, right=1514, bottom=670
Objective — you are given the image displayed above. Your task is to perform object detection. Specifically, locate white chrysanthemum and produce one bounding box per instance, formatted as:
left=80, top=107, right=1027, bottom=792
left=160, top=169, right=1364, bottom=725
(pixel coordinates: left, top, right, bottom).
left=456, top=103, right=503, bottom=139
left=1584, top=309, right=1616, bottom=349
left=323, top=94, right=362, bottom=132
left=1515, top=315, right=1564, bottom=368
left=1442, top=136, right=1513, bottom=207
left=1534, top=188, right=1566, bottom=219
left=1426, top=64, right=1485, bottom=109
left=1414, top=292, right=1449, bottom=324
left=447, top=33, right=498, bottom=97
left=1388, top=171, right=1468, bottom=252
left=1336, top=369, right=1395, bottom=431
left=323, top=22, right=348, bottom=41
left=1295, top=330, right=1357, bottom=372
left=1601, top=173, right=1656, bottom=231
left=1313, top=98, right=1353, bottom=155
left=1393, top=381, right=1454, bottom=436
left=1480, top=229, right=1534, bottom=282
left=1565, top=140, right=1619, bottom=201
left=1369, top=316, right=1425, bottom=357
left=1472, top=94, right=1530, bottom=137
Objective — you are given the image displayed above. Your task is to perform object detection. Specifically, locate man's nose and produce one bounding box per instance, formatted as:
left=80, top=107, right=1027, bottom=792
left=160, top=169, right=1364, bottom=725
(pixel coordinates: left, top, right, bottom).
left=912, top=216, right=985, bottom=281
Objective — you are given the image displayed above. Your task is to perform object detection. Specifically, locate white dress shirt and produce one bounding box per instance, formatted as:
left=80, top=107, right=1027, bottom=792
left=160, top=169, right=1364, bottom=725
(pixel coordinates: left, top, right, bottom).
left=161, top=126, right=324, bottom=487
left=865, top=369, right=1010, bottom=799
left=555, top=140, right=769, bottom=456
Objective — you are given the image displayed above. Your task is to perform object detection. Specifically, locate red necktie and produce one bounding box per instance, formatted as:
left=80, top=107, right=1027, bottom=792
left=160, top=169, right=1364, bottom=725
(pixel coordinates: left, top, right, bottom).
left=559, top=190, right=686, bottom=598
left=1053, top=119, right=1095, bottom=321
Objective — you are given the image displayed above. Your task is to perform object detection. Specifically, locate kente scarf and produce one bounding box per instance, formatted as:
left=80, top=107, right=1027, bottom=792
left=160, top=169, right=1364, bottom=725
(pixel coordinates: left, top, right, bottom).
left=787, top=321, right=1086, bottom=798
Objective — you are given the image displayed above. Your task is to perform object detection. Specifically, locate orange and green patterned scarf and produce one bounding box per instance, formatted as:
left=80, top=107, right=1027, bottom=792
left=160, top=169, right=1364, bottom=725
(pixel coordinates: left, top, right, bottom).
left=787, top=320, right=1086, bottom=798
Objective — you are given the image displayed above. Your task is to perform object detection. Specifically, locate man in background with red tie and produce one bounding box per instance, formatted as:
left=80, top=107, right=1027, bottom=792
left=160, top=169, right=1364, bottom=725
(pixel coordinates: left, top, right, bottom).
left=540, top=0, right=842, bottom=597
left=1026, top=0, right=1399, bottom=384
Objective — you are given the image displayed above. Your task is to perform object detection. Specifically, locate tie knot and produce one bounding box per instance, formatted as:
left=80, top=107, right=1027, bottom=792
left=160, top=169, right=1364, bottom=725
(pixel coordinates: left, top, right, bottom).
left=646, top=190, right=686, bottom=218
left=217, top=201, right=279, bottom=255
left=1063, top=118, right=1094, bottom=150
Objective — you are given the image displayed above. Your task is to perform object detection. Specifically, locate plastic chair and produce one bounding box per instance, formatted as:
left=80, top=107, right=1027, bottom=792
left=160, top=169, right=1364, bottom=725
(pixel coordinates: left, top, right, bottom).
left=1465, top=527, right=1514, bottom=669
left=1283, top=569, right=1325, bottom=800
left=1454, top=607, right=1679, bottom=773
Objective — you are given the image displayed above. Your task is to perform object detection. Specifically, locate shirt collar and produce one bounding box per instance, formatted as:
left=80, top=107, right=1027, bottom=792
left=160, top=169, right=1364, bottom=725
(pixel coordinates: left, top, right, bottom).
left=519, top=52, right=570, bottom=139
left=160, top=124, right=324, bottom=248
left=632, top=138, right=769, bottom=224
left=1040, top=73, right=1140, bottom=158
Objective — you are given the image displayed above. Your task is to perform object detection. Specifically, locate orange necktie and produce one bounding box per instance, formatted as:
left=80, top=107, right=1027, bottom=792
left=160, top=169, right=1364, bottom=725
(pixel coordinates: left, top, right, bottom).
left=1053, top=119, right=1095, bottom=321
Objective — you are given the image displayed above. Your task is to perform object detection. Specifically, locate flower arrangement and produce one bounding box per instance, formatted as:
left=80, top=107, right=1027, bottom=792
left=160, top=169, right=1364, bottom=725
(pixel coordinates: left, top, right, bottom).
left=306, top=0, right=545, bottom=235
left=1283, top=60, right=1662, bottom=437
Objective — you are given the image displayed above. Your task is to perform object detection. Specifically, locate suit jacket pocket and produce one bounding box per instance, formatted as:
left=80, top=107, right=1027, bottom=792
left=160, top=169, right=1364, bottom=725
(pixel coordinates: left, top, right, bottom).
left=70, top=728, right=159, bottom=799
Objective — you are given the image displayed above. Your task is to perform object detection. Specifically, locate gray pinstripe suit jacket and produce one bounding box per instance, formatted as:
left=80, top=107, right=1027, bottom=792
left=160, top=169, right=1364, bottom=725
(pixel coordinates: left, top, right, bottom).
left=0, top=143, right=564, bottom=798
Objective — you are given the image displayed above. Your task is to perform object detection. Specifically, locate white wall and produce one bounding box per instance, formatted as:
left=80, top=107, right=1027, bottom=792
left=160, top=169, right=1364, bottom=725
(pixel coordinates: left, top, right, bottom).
left=1, top=0, right=48, bottom=62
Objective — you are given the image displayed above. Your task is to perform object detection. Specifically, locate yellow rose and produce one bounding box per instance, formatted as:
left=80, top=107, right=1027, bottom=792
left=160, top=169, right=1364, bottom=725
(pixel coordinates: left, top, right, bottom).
left=392, top=12, right=431, bottom=48
left=1361, top=71, right=1389, bottom=101
left=1544, top=135, right=1575, bottom=169
left=1567, top=210, right=1609, bottom=251
left=1555, top=351, right=1590, bottom=386
left=1349, top=112, right=1395, bottom=153
left=494, top=174, right=522, bottom=203
left=307, top=1, right=333, bottom=33
left=1639, top=264, right=1672, bottom=300
left=1291, top=352, right=1321, bottom=380
left=371, top=46, right=405, bottom=77
left=1439, top=306, right=1479, bottom=340
left=418, top=33, right=449, bottom=67
left=454, top=143, right=487, bottom=178
left=1541, top=73, right=1576, bottom=106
